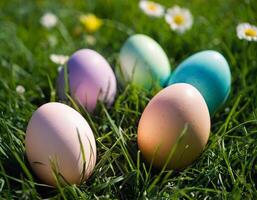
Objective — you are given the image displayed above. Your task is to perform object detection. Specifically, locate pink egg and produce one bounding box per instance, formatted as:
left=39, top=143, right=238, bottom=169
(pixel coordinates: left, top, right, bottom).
left=25, top=102, right=97, bottom=186
left=57, top=49, right=117, bottom=112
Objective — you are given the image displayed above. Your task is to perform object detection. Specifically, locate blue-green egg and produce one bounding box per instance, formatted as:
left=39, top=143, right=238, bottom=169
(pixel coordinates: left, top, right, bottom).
left=118, top=34, right=171, bottom=89
left=168, top=50, right=231, bottom=115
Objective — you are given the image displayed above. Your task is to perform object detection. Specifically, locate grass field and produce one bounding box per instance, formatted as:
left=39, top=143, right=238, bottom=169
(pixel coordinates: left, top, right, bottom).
left=1, top=0, right=257, bottom=199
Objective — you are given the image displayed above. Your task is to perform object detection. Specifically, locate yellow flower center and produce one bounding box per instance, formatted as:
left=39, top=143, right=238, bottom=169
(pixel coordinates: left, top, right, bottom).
left=147, top=3, right=157, bottom=11
left=245, top=28, right=257, bottom=37
left=174, top=15, right=185, bottom=25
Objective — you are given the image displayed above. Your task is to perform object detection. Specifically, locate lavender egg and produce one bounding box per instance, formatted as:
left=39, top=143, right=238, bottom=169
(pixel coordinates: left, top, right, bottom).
left=57, top=49, right=117, bottom=112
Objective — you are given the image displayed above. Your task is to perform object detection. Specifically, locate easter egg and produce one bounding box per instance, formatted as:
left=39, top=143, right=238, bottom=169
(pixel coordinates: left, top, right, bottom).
left=168, top=50, right=231, bottom=115
left=118, top=34, right=171, bottom=89
left=57, top=49, right=117, bottom=112
left=137, top=83, right=210, bottom=169
left=25, top=102, right=97, bottom=186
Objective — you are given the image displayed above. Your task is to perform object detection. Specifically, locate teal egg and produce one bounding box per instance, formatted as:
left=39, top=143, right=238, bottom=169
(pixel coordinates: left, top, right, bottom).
left=168, top=50, right=231, bottom=115
left=118, top=34, right=171, bottom=89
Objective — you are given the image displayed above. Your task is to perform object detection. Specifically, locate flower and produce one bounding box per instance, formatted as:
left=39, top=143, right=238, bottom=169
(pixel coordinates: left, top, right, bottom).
left=139, top=1, right=165, bottom=17
left=50, top=54, right=69, bottom=65
left=16, top=85, right=25, bottom=94
left=40, top=12, right=58, bottom=29
left=79, top=14, right=103, bottom=33
left=236, top=23, right=257, bottom=42
left=165, top=6, right=193, bottom=34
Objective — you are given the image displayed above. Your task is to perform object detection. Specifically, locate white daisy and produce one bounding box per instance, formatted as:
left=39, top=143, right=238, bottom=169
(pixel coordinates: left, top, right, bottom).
left=40, top=12, right=58, bottom=29
left=139, top=1, right=165, bottom=17
left=165, top=6, right=193, bottom=34
left=50, top=54, right=69, bottom=65
left=16, top=85, right=25, bottom=95
left=236, top=23, right=257, bottom=42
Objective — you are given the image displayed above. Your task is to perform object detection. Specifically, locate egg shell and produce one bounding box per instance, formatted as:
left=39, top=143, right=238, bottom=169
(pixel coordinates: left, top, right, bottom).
left=25, top=102, right=97, bottom=186
left=137, top=83, right=210, bottom=169
left=118, top=34, right=171, bottom=89
left=57, top=49, right=117, bottom=112
left=168, top=50, right=231, bottom=115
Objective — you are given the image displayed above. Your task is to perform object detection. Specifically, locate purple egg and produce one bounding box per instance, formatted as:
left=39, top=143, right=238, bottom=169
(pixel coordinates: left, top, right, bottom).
left=57, top=49, right=117, bottom=112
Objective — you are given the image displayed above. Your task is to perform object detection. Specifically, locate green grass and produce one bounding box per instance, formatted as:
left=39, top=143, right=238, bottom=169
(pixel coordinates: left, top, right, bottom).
left=0, top=0, right=257, bottom=199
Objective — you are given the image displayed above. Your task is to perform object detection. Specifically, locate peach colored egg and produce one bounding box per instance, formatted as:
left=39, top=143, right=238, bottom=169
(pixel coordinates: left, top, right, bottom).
left=137, top=83, right=210, bottom=169
left=25, top=102, right=96, bottom=186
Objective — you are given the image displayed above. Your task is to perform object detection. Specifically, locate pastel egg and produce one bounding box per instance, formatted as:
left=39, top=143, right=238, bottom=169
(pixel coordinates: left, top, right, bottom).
left=57, top=49, right=117, bottom=112
left=168, top=50, right=231, bottom=115
left=137, top=83, right=210, bottom=169
left=118, top=34, right=171, bottom=89
left=25, top=102, right=97, bottom=186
